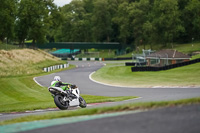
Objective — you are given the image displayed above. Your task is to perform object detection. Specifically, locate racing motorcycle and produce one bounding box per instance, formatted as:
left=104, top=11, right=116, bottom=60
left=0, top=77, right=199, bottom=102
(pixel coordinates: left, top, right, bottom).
left=48, top=85, right=87, bottom=110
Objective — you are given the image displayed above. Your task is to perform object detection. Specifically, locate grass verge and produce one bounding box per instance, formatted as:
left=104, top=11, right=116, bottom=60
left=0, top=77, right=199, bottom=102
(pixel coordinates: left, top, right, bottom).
left=0, top=49, right=137, bottom=113
left=81, top=95, right=137, bottom=104
left=0, top=67, right=136, bottom=113
left=1, top=97, right=200, bottom=125
left=0, top=43, right=20, bottom=50
left=92, top=55, right=200, bottom=87
left=0, top=64, right=75, bottom=113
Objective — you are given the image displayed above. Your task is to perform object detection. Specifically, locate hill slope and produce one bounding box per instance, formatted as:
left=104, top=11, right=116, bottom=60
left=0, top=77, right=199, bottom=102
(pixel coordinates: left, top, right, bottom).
left=0, top=49, right=68, bottom=112
left=0, top=49, right=63, bottom=77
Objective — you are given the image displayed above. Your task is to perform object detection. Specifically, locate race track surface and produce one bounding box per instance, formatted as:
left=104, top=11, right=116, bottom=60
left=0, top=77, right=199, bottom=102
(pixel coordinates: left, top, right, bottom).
left=22, top=104, right=200, bottom=133
left=36, top=61, right=200, bottom=101
left=1, top=61, right=200, bottom=133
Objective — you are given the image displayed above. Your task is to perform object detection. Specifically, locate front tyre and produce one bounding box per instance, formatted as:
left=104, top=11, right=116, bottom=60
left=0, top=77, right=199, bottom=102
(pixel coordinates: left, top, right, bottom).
left=54, top=95, right=69, bottom=110
left=79, top=96, right=87, bottom=108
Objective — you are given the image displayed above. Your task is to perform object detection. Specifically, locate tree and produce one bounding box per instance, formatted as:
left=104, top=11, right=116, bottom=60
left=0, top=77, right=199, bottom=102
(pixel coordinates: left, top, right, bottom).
left=128, top=0, right=151, bottom=48
left=55, top=0, right=93, bottom=42
left=0, top=0, right=17, bottom=42
left=113, top=1, right=131, bottom=44
left=152, top=0, right=184, bottom=46
left=16, top=0, right=59, bottom=46
left=183, top=0, right=200, bottom=41
left=92, top=0, right=112, bottom=42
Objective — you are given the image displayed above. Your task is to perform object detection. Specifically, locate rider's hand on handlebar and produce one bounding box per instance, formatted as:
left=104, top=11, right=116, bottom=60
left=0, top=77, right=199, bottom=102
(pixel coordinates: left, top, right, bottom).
left=71, top=84, right=77, bottom=89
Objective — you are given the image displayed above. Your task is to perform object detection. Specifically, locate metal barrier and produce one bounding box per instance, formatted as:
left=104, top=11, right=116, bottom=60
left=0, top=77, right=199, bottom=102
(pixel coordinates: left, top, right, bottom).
left=43, top=63, right=69, bottom=72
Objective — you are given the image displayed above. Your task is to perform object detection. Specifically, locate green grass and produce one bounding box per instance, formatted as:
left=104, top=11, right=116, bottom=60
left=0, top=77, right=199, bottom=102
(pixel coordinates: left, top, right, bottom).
left=0, top=48, right=136, bottom=113
left=0, top=60, right=69, bottom=78
left=0, top=65, right=74, bottom=113
left=0, top=75, right=136, bottom=113
left=0, top=43, right=19, bottom=50
left=173, top=42, right=200, bottom=54
left=1, top=97, right=200, bottom=125
left=191, top=53, right=200, bottom=59
left=92, top=54, right=200, bottom=87
left=137, top=42, right=200, bottom=54
left=82, top=95, right=137, bottom=104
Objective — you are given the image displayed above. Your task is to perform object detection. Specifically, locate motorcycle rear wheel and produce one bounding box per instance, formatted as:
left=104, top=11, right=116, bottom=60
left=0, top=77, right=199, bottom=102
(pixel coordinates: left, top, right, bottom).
left=79, top=96, right=87, bottom=108
left=54, top=95, right=69, bottom=110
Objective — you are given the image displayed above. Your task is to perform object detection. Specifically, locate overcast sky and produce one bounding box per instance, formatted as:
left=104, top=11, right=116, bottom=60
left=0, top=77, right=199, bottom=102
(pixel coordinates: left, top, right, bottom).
left=54, top=0, right=72, bottom=7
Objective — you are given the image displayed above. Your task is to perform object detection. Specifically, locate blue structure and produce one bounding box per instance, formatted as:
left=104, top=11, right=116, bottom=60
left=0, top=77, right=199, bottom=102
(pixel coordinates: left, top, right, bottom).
left=51, top=49, right=80, bottom=58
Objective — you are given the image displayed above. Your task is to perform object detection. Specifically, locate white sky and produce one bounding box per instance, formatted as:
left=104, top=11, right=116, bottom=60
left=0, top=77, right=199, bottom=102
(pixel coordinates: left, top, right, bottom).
left=54, top=0, right=72, bottom=7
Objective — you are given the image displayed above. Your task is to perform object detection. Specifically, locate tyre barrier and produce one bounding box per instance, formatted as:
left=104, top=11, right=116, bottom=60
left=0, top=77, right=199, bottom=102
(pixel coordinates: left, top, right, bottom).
left=131, top=58, right=200, bottom=72
left=43, top=63, right=69, bottom=72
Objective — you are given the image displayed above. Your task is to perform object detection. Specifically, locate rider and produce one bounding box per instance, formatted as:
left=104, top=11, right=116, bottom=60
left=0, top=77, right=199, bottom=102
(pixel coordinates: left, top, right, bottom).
left=51, top=76, right=75, bottom=96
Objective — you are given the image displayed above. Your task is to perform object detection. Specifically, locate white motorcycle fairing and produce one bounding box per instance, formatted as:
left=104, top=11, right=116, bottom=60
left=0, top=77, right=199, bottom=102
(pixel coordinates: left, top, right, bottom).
left=48, top=86, right=81, bottom=107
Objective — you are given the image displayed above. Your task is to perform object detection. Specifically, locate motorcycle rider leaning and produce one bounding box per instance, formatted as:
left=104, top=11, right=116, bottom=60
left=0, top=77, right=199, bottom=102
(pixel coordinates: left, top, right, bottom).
left=51, top=76, right=76, bottom=97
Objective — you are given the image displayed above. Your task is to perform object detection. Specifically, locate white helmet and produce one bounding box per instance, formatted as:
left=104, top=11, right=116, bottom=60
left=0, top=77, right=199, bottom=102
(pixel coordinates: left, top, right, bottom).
left=54, top=76, right=61, bottom=81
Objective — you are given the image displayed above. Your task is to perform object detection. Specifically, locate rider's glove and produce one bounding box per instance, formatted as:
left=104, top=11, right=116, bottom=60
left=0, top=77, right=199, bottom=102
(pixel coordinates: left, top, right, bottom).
left=71, top=84, right=76, bottom=89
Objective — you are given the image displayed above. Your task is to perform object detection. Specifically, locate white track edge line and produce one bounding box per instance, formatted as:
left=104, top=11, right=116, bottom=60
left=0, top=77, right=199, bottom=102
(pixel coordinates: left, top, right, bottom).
left=89, top=71, right=136, bottom=88
left=33, top=77, right=44, bottom=87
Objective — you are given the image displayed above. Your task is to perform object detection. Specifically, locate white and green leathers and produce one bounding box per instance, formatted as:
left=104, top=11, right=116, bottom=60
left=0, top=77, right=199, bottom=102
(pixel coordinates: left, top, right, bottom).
left=50, top=81, right=71, bottom=91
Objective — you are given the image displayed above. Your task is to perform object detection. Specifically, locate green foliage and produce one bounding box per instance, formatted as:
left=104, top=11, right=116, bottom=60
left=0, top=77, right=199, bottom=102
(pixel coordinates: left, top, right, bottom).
left=0, top=0, right=17, bottom=42
left=183, top=0, right=200, bottom=41
left=112, top=1, right=131, bottom=44
left=15, top=0, right=61, bottom=46
left=1, top=0, right=200, bottom=47
left=92, top=0, right=112, bottom=41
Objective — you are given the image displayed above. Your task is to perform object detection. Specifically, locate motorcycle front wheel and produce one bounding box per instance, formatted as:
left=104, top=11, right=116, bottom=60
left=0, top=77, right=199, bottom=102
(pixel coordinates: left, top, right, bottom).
left=79, top=96, right=87, bottom=108
left=54, top=95, right=69, bottom=110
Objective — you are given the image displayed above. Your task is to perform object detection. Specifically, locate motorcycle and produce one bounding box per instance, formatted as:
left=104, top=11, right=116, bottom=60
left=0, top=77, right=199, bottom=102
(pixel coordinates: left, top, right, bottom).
left=48, top=85, right=87, bottom=110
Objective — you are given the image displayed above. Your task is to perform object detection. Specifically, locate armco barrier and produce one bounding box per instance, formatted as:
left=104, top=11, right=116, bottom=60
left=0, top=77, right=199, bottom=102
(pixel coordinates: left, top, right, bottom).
left=66, top=58, right=102, bottom=61
left=104, top=57, right=132, bottom=61
left=131, top=58, right=200, bottom=72
left=125, top=62, right=146, bottom=66
left=65, top=57, right=132, bottom=61
left=43, top=63, right=69, bottom=72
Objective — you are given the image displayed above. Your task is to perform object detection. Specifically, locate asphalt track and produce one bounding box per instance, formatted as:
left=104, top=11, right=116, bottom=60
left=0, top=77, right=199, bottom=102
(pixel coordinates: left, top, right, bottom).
left=22, top=104, right=200, bottom=133
left=1, top=61, right=200, bottom=133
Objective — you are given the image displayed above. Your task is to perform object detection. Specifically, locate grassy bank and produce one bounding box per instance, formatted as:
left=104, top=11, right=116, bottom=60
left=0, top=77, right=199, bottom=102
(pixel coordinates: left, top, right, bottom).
left=0, top=65, right=76, bottom=113
left=0, top=74, right=136, bottom=113
left=174, top=42, right=200, bottom=54
left=1, top=97, right=200, bottom=125
left=0, top=49, right=67, bottom=77
left=0, top=75, right=136, bottom=113
left=0, top=49, right=136, bottom=113
left=92, top=54, right=200, bottom=87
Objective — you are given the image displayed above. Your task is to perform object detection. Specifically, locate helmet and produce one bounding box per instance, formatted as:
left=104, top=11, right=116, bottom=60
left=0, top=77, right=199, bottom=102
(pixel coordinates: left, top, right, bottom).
left=54, top=76, right=61, bottom=81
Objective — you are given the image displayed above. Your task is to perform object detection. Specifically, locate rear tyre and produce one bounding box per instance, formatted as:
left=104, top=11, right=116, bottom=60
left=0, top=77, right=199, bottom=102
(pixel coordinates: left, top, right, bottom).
left=54, top=95, right=69, bottom=110
left=79, top=96, right=87, bottom=108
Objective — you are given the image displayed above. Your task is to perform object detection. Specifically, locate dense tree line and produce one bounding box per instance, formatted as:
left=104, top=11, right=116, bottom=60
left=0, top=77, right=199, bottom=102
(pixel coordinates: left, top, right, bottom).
left=0, top=0, right=62, bottom=46
left=0, top=0, right=200, bottom=48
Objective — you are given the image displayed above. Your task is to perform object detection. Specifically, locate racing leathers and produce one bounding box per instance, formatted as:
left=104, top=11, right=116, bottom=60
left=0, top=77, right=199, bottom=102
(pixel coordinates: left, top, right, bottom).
left=51, top=81, right=72, bottom=96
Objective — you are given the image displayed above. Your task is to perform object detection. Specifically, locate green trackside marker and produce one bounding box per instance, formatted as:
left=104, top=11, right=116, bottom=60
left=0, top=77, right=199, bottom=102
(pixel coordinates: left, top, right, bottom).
left=0, top=110, right=144, bottom=133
